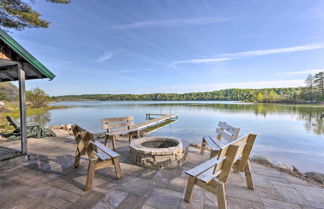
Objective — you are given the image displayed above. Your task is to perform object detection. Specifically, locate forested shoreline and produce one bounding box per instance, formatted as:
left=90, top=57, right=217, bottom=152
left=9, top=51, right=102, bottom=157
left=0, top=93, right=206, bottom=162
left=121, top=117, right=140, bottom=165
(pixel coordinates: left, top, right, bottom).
left=54, top=72, right=324, bottom=103
left=53, top=87, right=320, bottom=103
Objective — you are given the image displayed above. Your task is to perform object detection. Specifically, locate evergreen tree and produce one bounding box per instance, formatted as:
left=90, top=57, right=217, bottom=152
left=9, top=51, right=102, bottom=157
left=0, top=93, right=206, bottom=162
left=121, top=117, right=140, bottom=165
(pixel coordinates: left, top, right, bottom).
left=0, top=0, right=70, bottom=30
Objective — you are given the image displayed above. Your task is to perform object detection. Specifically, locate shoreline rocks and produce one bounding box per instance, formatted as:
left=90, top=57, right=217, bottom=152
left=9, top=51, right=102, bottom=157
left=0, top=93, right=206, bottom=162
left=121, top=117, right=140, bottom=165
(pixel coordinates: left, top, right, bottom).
left=47, top=124, right=73, bottom=135
left=251, top=155, right=273, bottom=167
left=305, top=172, right=324, bottom=184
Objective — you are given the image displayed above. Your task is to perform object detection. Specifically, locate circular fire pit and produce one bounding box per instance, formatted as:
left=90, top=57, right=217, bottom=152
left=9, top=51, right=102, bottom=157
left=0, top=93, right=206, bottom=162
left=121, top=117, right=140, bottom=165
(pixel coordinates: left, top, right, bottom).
left=130, top=136, right=188, bottom=169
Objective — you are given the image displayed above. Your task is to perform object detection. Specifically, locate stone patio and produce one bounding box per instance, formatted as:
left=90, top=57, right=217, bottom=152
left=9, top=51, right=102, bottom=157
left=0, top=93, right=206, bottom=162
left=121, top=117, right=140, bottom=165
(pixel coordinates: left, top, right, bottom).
left=0, top=135, right=324, bottom=209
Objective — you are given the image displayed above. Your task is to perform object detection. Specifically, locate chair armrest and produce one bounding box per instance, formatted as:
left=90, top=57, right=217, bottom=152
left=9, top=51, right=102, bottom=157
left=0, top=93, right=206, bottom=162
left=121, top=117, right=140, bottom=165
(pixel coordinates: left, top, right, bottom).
left=91, top=141, right=120, bottom=158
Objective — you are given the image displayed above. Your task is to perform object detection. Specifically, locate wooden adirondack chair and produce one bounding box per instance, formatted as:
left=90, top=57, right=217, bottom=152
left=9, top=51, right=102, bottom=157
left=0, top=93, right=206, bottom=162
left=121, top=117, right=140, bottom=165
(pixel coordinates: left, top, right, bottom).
left=101, top=116, right=140, bottom=151
left=72, top=125, right=122, bottom=191
left=185, top=134, right=256, bottom=209
left=201, top=122, right=240, bottom=158
left=6, top=116, right=56, bottom=141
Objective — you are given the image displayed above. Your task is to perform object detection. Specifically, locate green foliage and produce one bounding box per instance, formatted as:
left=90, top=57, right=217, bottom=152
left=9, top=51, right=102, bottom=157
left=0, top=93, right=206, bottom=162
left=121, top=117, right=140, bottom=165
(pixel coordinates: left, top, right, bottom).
left=0, top=103, right=68, bottom=133
left=55, top=87, right=308, bottom=103
left=256, top=92, right=263, bottom=102
left=26, top=87, right=51, bottom=108
left=0, top=0, right=70, bottom=30
left=0, top=82, right=18, bottom=101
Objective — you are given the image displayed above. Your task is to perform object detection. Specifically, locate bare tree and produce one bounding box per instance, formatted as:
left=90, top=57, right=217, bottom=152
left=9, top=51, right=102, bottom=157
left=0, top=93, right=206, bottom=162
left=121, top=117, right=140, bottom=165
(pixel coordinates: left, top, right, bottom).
left=314, top=72, right=324, bottom=95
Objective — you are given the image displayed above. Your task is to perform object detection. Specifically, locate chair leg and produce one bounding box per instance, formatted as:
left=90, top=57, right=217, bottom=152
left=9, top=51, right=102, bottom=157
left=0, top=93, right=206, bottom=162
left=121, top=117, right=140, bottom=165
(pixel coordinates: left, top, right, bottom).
left=112, top=157, right=122, bottom=180
left=200, top=137, right=206, bottom=154
left=244, top=161, right=254, bottom=190
left=112, top=135, right=116, bottom=151
left=184, top=176, right=196, bottom=203
left=216, top=183, right=227, bottom=209
left=73, top=152, right=81, bottom=168
left=104, top=135, right=109, bottom=146
left=128, top=133, right=132, bottom=143
left=84, top=159, right=96, bottom=191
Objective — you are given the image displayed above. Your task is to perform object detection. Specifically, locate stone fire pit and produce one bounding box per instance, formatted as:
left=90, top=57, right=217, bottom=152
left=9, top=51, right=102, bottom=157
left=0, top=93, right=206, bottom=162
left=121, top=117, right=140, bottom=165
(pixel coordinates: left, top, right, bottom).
left=130, top=136, right=188, bottom=169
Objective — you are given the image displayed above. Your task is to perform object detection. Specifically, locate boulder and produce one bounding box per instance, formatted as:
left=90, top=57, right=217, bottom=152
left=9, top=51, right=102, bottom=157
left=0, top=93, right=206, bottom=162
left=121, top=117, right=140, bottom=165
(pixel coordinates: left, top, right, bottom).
left=305, top=172, right=324, bottom=184
left=251, top=155, right=273, bottom=166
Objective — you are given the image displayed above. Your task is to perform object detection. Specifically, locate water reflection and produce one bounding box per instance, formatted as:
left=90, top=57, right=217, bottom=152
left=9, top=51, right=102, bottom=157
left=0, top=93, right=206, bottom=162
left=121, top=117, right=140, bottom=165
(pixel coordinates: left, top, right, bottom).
left=141, top=103, right=324, bottom=135
left=28, top=112, right=51, bottom=126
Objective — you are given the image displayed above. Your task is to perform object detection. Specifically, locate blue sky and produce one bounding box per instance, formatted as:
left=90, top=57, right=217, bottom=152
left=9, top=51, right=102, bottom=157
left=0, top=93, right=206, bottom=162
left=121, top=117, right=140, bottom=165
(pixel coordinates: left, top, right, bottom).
left=9, top=0, right=324, bottom=96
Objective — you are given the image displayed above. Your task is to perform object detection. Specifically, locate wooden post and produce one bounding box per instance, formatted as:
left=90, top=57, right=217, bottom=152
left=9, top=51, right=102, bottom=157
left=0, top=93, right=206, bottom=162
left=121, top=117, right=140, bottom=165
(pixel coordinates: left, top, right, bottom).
left=18, top=63, right=27, bottom=155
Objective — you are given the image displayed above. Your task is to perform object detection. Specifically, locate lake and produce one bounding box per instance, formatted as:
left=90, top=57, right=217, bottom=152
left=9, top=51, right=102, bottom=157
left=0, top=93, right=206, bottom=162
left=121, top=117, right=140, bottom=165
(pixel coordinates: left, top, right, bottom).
left=30, top=101, right=324, bottom=173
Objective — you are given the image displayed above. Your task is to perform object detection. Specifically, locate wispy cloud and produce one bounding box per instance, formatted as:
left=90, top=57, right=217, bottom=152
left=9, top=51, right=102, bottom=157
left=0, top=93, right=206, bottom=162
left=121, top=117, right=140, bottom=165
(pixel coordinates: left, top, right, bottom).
left=170, top=42, right=324, bottom=66
left=281, top=68, right=324, bottom=75
left=112, top=68, right=157, bottom=73
left=170, top=58, right=231, bottom=67
left=95, top=52, right=114, bottom=62
left=113, top=16, right=230, bottom=29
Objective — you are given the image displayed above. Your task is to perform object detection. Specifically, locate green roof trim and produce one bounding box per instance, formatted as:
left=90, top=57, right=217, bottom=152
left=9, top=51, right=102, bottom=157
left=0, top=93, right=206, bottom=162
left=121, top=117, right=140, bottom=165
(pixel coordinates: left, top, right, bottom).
left=0, top=29, right=55, bottom=80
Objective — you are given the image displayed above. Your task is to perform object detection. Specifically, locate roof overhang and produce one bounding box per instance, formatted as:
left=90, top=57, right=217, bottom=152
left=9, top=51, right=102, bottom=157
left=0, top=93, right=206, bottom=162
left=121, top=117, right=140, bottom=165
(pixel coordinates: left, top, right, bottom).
left=0, top=29, right=55, bottom=82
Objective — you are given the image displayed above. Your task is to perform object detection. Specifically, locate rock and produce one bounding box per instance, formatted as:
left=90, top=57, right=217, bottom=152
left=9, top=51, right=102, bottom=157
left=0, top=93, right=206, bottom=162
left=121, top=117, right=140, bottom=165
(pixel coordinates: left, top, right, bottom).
left=305, top=172, right=324, bottom=184
left=47, top=124, right=74, bottom=136
left=276, top=162, right=294, bottom=172
left=48, top=125, right=60, bottom=130
left=251, top=155, right=273, bottom=166
left=65, top=124, right=72, bottom=131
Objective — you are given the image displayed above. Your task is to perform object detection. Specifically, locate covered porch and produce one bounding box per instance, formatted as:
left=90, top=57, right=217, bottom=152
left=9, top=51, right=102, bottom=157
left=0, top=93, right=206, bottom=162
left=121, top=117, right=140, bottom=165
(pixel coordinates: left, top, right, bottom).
left=0, top=28, right=55, bottom=160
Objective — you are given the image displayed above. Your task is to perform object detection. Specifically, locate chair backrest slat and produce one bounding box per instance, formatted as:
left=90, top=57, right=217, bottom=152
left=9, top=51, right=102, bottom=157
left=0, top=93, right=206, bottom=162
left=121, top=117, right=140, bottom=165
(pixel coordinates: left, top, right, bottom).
left=101, top=116, right=134, bottom=132
left=6, top=116, right=19, bottom=130
left=234, top=134, right=256, bottom=171
left=103, top=121, right=134, bottom=129
left=213, top=133, right=256, bottom=182
left=212, top=144, right=239, bottom=182
left=216, top=122, right=240, bottom=143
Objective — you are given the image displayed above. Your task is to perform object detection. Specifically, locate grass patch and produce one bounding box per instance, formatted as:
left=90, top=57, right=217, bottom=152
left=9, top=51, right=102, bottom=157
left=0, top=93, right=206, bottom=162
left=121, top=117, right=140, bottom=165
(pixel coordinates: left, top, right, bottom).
left=0, top=103, right=70, bottom=133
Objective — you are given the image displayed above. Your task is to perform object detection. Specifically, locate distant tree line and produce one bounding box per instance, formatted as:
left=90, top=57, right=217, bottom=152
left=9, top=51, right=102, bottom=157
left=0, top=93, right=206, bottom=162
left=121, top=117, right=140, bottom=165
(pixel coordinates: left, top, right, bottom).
left=54, top=88, right=303, bottom=102
left=55, top=72, right=324, bottom=103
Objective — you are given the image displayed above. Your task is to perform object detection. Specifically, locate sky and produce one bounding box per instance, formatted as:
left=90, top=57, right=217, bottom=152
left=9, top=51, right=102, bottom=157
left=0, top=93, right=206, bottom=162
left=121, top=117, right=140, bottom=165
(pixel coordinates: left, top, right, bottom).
left=8, top=0, right=324, bottom=96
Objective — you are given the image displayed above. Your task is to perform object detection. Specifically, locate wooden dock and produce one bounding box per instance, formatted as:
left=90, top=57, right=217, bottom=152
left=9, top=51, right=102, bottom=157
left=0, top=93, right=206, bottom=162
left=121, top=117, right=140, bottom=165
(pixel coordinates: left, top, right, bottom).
left=138, top=113, right=178, bottom=130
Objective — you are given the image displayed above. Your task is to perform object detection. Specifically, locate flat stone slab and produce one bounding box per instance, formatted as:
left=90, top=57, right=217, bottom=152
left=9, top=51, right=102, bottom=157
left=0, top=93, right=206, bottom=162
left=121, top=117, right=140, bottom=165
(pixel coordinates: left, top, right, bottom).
left=0, top=136, right=323, bottom=209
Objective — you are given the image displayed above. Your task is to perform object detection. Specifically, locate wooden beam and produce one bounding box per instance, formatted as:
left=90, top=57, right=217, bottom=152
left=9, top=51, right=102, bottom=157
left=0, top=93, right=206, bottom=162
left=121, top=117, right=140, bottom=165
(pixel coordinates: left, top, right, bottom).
left=23, top=63, right=43, bottom=79
left=0, top=68, right=17, bottom=73
left=17, top=63, right=27, bottom=155
left=3, top=72, right=15, bottom=81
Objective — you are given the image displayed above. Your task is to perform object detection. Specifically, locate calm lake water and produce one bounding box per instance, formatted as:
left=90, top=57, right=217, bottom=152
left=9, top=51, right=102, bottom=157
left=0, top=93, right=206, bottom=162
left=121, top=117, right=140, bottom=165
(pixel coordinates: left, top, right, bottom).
left=30, top=101, right=324, bottom=173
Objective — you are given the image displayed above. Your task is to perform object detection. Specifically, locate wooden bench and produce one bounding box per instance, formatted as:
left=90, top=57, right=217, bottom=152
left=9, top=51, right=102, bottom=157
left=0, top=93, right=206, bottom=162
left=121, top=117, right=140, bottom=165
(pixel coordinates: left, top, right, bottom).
left=201, top=122, right=240, bottom=158
left=101, top=116, right=140, bottom=150
left=185, top=133, right=256, bottom=209
left=72, top=125, right=122, bottom=191
left=6, top=116, right=56, bottom=141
